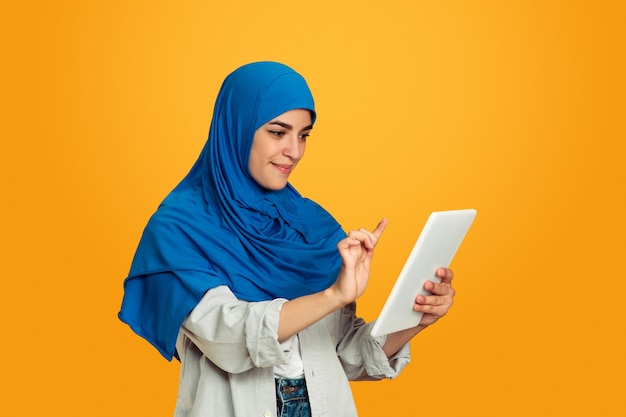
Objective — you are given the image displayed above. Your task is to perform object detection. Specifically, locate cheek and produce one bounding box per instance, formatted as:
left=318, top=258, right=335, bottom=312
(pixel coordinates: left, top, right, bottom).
left=248, top=153, right=261, bottom=178
left=247, top=143, right=272, bottom=183
left=248, top=141, right=263, bottom=169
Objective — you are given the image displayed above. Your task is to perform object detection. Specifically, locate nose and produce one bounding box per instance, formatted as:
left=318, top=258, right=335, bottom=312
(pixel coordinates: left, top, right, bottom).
left=283, top=134, right=305, bottom=160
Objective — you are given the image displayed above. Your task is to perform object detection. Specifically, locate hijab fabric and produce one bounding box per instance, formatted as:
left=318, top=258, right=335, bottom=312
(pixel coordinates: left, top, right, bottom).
left=118, top=62, right=346, bottom=360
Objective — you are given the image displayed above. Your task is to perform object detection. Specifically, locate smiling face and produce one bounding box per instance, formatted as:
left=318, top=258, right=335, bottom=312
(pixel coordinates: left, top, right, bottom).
left=248, top=109, right=313, bottom=190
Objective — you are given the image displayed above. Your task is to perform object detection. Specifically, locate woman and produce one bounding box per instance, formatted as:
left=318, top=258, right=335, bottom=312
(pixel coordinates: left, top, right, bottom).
left=119, top=62, right=456, bottom=417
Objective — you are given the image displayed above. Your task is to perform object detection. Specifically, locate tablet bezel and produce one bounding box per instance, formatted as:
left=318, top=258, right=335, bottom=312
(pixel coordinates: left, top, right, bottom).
left=369, top=209, right=476, bottom=337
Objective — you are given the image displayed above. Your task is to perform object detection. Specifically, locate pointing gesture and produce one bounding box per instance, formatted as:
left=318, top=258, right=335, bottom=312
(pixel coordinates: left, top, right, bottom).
left=332, top=218, right=388, bottom=305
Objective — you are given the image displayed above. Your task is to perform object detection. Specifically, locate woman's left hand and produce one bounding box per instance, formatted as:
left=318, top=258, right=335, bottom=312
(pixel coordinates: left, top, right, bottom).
left=414, top=267, right=456, bottom=326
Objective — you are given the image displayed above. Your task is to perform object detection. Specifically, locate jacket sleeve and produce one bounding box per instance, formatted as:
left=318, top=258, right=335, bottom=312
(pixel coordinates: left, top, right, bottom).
left=334, top=302, right=411, bottom=381
left=180, top=285, right=290, bottom=373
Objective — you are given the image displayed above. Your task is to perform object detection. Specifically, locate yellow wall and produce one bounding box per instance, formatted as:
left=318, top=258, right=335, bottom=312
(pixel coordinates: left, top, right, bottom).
left=2, top=1, right=624, bottom=415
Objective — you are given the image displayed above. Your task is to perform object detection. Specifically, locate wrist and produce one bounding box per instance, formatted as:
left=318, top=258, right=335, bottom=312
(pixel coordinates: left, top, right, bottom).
left=322, top=284, right=350, bottom=310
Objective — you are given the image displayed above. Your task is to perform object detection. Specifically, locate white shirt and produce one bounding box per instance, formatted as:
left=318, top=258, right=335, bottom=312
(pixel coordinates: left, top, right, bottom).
left=174, top=286, right=411, bottom=417
left=274, top=334, right=304, bottom=378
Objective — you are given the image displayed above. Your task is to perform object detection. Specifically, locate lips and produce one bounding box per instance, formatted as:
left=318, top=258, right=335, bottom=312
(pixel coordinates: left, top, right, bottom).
left=273, top=163, right=293, bottom=174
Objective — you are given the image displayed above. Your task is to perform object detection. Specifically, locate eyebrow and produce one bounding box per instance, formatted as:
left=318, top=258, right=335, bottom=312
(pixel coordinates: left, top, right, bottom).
left=268, top=121, right=313, bottom=131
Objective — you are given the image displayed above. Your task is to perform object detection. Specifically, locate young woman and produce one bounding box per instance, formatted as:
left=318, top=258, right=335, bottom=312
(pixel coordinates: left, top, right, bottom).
left=119, top=62, right=456, bottom=417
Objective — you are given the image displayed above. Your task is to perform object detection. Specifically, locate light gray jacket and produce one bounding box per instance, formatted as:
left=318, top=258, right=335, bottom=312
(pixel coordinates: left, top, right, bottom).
left=174, top=286, right=411, bottom=417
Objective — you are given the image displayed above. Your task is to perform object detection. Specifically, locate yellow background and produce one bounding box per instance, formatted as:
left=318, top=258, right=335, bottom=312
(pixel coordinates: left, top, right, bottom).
left=2, top=0, right=624, bottom=415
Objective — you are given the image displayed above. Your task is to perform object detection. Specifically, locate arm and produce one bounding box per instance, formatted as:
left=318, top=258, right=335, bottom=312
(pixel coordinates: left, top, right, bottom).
left=334, top=302, right=412, bottom=381
left=277, top=218, right=388, bottom=342
left=181, top=218, right=387, bottom=372
left=382, top=267, right=456, bottom=357
left=334, top=267, right=456, bottom=378
left=181, top=285, right=289, bottom=373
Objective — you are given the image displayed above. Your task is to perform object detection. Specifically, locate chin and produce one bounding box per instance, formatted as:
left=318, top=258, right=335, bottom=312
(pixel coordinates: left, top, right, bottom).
left=267, top=183, right=288, bottom=191
left=253, top=174, right=290, bottom=191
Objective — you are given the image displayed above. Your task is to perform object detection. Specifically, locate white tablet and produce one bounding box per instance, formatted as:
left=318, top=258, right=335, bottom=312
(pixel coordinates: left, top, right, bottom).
left=369, top=209, right=476, bottom=337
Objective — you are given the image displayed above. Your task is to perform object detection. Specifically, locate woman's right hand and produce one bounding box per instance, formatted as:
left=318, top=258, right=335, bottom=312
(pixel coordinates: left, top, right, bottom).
left=331, top=218, right=387, bottom=305
left=278, top=218, right=387, bottom=342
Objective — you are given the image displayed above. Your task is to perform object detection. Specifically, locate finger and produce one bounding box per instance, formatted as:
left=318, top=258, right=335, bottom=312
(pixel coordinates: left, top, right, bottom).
left=372, top=217, right=387, bottom=239
left=348, top=229, right=376, bottom=249
left=424, top=279, right=456, bottom=296
left=347, top=230, right=366, bottom=241
left=416, top=293, right=454, bottom=311
left=346, top=218, right=387, bottom=250
left=358, top=218, right=387, bottom=248
left=414, top=301, right=451, bottom=318
left=414, top=302, right=439, bottom=314
left=435, top=267, right=454, bottom=283
left=416, top=292, right=443, bottom=305
left=357, top=228, right=377, bottom=249
left=338, top=235, right=363, bottom=250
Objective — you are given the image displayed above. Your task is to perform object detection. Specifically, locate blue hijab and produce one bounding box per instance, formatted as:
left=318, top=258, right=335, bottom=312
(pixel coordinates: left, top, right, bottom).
left=118, top=62, right=346, bottom=360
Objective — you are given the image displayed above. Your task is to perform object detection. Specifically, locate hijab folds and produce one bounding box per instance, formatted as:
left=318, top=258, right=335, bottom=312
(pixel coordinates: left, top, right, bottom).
left=118, top=62, right=346, bottom=360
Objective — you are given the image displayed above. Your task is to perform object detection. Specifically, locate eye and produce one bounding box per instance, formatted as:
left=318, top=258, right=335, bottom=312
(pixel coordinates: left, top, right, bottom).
left=269, top=130, right=285, bottom=137
left=299, top=132, right=311, bottom=140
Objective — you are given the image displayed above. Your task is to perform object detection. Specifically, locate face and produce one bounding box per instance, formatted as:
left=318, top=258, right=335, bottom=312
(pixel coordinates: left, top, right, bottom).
left=248, top=109, right=313, bottom=190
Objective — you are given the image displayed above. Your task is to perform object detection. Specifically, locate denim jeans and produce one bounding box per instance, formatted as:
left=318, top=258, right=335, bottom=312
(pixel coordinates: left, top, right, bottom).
left=275, top=377, right=311, bottom=417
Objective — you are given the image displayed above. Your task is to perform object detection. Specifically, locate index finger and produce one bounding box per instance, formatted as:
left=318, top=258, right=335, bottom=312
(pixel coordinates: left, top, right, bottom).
left=372, top=217, right=388, bottom=238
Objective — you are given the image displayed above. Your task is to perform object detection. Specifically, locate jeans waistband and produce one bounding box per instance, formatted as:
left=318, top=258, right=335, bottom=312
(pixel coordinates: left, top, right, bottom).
left=275, top=377, right=308, bottom=402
